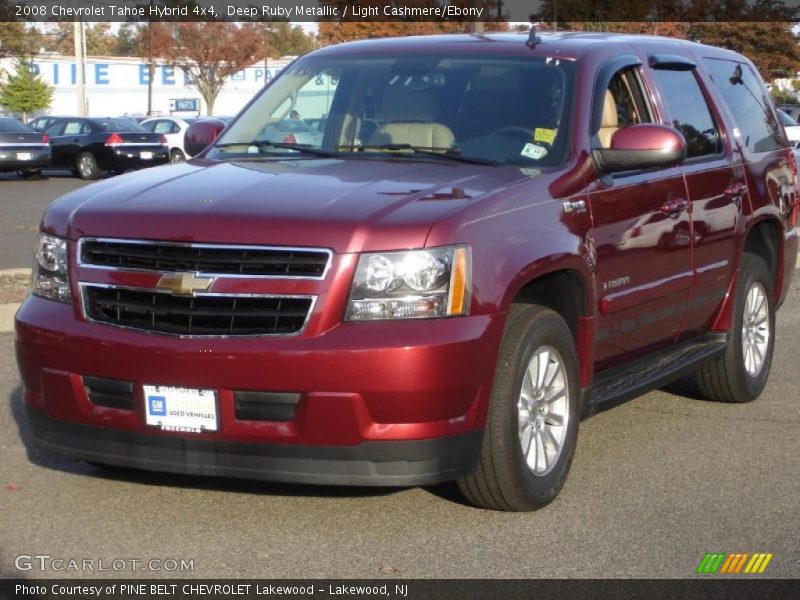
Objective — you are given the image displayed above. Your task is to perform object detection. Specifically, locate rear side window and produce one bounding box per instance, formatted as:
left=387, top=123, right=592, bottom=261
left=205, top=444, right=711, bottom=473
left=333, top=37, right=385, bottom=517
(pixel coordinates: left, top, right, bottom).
left=704, top=58, right=784, bottom=153
left=652, top=69, right=721, bottom=159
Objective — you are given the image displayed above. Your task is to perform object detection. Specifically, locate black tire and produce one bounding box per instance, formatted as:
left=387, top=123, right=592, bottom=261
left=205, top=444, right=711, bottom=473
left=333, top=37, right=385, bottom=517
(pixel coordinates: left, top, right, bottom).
left=17, top=169, right=42, bottom=179
left=457, top=304, right=581, bottom=511
left=696, top=254, right=775, bottom=403
left=75, top=152, right=100, bottom=180
left=170, top=148, right=186, bottom=163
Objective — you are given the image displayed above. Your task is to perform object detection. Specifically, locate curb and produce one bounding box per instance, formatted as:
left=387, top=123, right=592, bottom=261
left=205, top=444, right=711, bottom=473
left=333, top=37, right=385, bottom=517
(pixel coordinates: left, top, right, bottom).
left=0, top=268, right=29, bottom=333
left=0, top=268, right=31, bottom=277
left=0, top=303, right=18, bottom=333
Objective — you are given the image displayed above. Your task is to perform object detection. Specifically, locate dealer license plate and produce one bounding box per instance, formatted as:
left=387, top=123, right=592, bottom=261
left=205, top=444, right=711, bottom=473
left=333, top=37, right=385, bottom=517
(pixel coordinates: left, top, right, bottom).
left=17, top=152, right=32, bottom=160
left=140, top=151, right=153, bottom=159
left=143, top=385, right=218, bottom=433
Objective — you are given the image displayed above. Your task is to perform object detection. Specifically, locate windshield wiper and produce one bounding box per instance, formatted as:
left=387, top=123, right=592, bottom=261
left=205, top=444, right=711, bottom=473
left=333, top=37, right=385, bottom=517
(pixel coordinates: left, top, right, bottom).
left=339, top=143, right=499, bottom=166
left=214, top=140, right=339, bottom=158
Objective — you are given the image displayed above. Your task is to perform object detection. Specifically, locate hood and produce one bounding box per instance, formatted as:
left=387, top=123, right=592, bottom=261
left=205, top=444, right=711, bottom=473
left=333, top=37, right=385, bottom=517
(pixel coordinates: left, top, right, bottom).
left=43, top=158, right=532, bottom=253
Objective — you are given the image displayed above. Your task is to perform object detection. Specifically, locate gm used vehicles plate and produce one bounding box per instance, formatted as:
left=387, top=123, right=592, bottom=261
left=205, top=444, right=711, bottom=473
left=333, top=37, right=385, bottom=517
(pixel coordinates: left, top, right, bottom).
left=143, top=385, right=218, bottom=433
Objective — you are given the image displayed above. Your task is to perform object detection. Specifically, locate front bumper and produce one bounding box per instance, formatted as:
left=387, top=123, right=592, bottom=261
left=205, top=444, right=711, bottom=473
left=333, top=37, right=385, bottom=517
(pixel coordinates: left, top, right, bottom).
left=16, top=295, right=504, bottom=485
left=26, top=406, right=482, bottom=486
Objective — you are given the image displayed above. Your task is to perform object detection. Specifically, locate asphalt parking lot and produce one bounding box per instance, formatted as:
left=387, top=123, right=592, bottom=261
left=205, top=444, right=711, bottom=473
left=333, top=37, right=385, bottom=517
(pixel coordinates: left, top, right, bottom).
left=0, top=175, right=798, bottom=579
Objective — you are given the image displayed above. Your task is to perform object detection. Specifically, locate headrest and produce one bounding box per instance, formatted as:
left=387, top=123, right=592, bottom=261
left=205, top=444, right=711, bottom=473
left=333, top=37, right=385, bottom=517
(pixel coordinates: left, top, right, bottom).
left=601, top=90, right=618, bottom=128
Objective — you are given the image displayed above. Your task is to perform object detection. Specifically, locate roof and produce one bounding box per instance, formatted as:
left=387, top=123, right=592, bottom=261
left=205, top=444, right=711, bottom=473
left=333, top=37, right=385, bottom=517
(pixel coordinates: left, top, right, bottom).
left=309, top=30, right=742, bottom=63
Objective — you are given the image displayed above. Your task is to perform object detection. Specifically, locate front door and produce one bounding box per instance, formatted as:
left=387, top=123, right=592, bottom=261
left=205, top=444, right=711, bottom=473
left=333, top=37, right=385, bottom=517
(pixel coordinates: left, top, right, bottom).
left=588, top=65, right=693, bottom=369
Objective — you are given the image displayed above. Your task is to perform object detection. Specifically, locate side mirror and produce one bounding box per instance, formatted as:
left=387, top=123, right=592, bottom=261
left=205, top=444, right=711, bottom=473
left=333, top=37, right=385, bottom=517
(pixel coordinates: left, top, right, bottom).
left=184, top=118, right=226, bottom=158
left=593, top=124, right=686, bottom=174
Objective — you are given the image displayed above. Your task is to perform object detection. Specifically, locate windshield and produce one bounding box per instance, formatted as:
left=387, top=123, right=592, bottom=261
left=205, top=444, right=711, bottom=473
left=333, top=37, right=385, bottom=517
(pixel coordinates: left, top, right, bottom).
left=209, top=53, right=576, bottom=167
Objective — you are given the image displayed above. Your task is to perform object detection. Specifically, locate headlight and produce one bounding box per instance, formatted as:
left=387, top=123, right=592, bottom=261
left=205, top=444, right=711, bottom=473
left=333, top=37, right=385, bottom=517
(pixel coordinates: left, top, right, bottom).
left=32, top=233, right=71, bottom=303
left=345, top=246, right=471, bottom=321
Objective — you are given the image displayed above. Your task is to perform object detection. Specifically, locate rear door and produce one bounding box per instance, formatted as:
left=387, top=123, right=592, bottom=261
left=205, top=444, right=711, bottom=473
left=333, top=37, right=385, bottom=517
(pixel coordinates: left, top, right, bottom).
left=587, top=62, right=694, bottom=369
left=646, top=59, right=745, bottom=338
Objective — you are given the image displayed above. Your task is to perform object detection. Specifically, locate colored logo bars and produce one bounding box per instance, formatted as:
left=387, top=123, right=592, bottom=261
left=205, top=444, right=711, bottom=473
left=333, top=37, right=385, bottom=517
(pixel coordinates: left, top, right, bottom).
left=696, top=552, right=774, bottom=574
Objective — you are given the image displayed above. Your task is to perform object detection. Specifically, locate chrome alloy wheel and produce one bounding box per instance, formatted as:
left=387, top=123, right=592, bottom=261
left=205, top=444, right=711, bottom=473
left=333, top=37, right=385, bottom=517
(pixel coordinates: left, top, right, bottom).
left=78, top=154, right=94, bottom=177
left=741, top=281, right=770, bottom=377
left=517, top=345, right=570, bottom=476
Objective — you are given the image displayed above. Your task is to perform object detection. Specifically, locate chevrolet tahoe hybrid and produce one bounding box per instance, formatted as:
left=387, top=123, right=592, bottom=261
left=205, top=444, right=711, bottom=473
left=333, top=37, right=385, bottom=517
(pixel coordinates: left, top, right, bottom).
left=16, top=32, right=798, bottom=511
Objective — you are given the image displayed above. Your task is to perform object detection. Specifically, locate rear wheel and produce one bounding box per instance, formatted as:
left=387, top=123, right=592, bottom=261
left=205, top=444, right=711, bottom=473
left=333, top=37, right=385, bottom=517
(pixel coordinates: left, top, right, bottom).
left=457, top=304, right=580, bottom=511
left=696, top=254, right=775, bottom=403
left=17, top=169, right=41, bottom=179
left=170, top=149, right=186, bottom=163
left=75, top=152, right=100, bottom=180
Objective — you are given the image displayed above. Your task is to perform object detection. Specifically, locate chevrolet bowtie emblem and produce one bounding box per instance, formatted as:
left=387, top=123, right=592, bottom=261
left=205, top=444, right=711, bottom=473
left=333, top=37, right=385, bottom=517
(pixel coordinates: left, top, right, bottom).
left=155, top=272, right=215, bottom=296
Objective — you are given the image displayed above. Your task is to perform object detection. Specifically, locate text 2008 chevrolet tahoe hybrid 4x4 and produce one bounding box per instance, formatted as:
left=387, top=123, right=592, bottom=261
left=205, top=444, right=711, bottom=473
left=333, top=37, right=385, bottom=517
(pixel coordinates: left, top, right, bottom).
left=16, top=32, right=799, bottom=510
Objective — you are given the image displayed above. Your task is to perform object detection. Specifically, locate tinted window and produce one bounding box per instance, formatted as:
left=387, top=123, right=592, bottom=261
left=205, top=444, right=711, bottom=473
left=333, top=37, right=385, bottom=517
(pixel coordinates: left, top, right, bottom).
left=704, top=58, right=784, bottom=153
left=63, top=120, right=88, bottom=135
left=652, top=69, right=720, bottom=158
left=150, top=120, right=174, bottom=134
left=43, top=121, right=65, bottom=136
left=92, top=118, right=146, bottom=132
left=0, top=118, right=30, bottom=132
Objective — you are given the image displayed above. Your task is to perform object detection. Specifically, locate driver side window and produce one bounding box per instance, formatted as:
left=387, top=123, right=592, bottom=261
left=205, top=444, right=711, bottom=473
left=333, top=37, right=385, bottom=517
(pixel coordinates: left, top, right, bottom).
left=598, top=68, right=653, bottom=148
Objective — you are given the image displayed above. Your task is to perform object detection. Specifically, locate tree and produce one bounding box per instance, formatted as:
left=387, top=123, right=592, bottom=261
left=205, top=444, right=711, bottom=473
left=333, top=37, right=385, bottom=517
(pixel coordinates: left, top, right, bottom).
left=686, top=22, right=800, bottom=79
left=115, top=23, right=142, bottom=56
left=0, top=1, right=41, bottom=57
left=0, top=58, right=54, bottom=122
left=265, top=22, right=316, bottom=57
left=149, top=22, right=264, bottom=115
left=40, top=22, right=123, bottom=56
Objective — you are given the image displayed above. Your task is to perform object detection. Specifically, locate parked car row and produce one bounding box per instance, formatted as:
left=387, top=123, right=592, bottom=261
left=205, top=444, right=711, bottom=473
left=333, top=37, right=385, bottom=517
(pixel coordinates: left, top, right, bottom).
left=0, top=117, right=51, bottom=177
left=2, top=114, right=231, bottom=180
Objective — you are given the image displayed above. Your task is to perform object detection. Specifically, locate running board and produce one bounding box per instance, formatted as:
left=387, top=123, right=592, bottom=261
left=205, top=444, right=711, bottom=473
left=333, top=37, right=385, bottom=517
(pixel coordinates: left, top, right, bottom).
left=587, top=333, right=729, bottom=407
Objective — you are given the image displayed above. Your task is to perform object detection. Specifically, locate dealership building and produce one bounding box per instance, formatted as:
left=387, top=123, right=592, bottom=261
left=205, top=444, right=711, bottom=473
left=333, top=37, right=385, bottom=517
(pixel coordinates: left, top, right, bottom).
left=0, top=54, right=297, bottom=118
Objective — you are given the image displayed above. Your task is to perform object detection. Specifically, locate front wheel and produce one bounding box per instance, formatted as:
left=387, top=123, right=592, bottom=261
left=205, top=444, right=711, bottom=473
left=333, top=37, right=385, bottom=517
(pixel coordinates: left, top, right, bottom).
left=696, top=254, right=775, bottom=403
left=458, top=304, right=580, bottom=511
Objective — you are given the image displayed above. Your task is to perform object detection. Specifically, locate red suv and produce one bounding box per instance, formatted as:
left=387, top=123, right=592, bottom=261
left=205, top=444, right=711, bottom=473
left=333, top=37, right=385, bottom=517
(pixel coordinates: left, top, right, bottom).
left=16, top=32, right=798, bottom=510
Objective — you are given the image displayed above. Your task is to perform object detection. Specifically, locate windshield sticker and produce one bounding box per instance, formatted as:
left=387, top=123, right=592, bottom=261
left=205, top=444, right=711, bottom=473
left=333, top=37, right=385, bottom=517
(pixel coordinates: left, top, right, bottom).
left=521, top=143, right=548, bottom=160
left=534, top=128, right=556, bottom=145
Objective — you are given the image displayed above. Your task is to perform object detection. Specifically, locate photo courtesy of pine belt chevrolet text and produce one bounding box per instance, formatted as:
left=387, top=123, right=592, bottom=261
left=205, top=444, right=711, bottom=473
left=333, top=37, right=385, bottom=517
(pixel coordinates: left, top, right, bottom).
left=15, top=31, right=798, bottom=511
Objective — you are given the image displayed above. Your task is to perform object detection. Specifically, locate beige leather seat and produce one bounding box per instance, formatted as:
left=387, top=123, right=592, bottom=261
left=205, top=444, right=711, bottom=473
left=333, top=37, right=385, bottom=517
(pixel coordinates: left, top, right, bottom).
left=597, top=90, right=619, bottom=148
left=368, top=123, right=455, bottom=149
left=366, top=89, right=455, bottom=150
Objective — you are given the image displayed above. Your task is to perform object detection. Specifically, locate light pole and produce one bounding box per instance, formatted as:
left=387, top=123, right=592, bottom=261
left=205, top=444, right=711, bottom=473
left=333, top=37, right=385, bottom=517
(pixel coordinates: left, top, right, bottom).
left=263, top=24, right=274, bottom=87
left=73, top=18, right=86, bottom=116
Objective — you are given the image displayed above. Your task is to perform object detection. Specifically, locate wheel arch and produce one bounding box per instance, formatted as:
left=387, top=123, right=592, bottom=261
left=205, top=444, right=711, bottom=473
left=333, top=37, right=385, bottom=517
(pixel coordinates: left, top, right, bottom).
left=501, top=257, right=595, bottom=388
left=710, top=217, right=782, bottom=331
left=742, top=217, right=782, bottom=298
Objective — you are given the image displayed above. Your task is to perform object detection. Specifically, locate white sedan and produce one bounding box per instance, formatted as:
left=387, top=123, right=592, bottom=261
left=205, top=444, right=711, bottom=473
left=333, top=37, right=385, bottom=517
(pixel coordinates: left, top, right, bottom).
left=778, top=110, right=800, bottom=148
left=140, top=116, right=200, bottom=162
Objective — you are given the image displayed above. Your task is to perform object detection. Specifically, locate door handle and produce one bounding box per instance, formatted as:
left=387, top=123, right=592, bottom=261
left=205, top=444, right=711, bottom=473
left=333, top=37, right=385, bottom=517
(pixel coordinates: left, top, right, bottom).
left=724, top=182, right=747, bottom=204
left=660, top=197, right=688, bottom=218
left=72, top=138, right=80, bottom=143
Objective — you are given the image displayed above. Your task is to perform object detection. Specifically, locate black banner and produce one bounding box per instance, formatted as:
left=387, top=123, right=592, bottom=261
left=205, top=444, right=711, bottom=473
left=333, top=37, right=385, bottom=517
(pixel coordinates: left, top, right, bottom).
left=2, top=580, right=800, bottom=600
left=2, top=0, right=800, bottom=23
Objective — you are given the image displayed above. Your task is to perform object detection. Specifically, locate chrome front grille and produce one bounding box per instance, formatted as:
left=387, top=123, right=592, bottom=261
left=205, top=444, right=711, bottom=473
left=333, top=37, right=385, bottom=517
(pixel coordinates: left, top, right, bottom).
left=79, top=238, right=331, bottom=279
left=81, top=284, right=315, bottom=337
